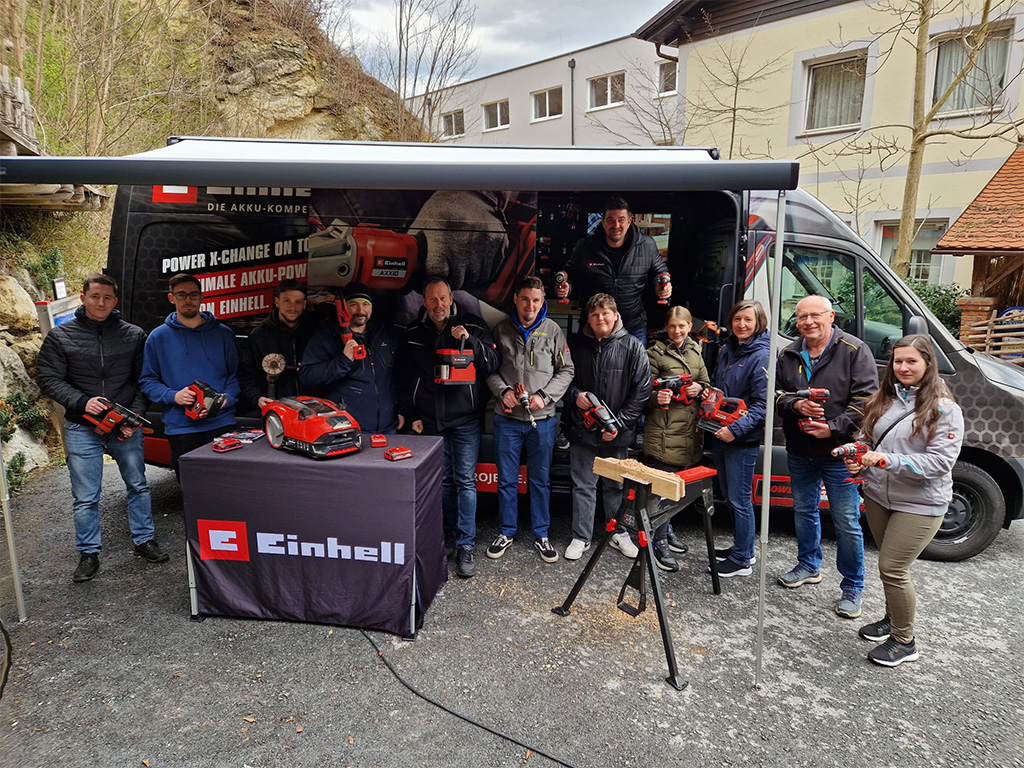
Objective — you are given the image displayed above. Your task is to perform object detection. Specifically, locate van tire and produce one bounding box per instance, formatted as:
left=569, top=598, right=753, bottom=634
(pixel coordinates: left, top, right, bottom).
left=921, top=461, right=1004, bottom=562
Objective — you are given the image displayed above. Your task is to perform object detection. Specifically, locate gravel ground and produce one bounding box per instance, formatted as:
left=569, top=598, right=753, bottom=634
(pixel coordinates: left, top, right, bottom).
left=1, top=460, right=1022, bottom=768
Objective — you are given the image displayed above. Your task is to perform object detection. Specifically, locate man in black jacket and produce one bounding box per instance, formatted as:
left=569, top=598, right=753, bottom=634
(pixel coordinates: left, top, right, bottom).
left=37, top=274, right=168, bottom=583
left=775, top=294, right=879, bottom=619
left=397, top=279, right=499, bottom=578
left=238, top=279, right=316, bottom=412
left=556, top=196, right=672, bottom=345
left=561, top=293, right=652, bottom=561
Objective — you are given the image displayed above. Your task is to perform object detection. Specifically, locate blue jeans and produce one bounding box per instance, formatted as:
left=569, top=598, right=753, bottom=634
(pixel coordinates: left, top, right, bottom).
left=711, top=441, right=758, bottom=565
left=64, top=422, right=154, bottom=553
left=493, top=413, right=556, bottom=540
left=788, top=454, right=865, bottom=592
left=423, top=420, right=481, bottom=548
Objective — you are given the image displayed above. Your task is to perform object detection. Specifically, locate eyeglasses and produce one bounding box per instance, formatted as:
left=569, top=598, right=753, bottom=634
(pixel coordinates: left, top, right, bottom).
left=796, top=310, right=830, bottom=322
left=172, top=291, right=202, bottom=301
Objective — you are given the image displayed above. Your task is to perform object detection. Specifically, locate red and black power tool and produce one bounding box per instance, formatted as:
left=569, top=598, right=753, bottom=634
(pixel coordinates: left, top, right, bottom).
left=186, top=380, right=228, bottom=420
left=831, top=442, right=887, bottom=483
left=83, top=398, right=150, bottom=440
left=792, top=388, right=830, bottom=432
left=655, top=272, right=671, bottom=305
left=261, top=353, right=287, bottom=400
left=652, top=374, right=696, bottom=408
left=335, top=298, right=367, bottom=360
left=554, top=271, right=570, bottom=305
left=696, top=320, right=721, bottom=344
left=435, top=337, right=476, bottom=385
left=580, top=392, right=623, bottom=437
left=307, top=221, right=419, bottom=291
left=698, top=387, right=748, bottom=433
left=504, top=382, right=537, bottom=429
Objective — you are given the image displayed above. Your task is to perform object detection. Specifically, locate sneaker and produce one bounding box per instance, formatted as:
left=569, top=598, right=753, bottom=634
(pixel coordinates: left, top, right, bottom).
left=72, top=553, right=100, bottom=583
left=713, top=557, right=752, bottom=578
left=666, top=527, right=688, bottom=554
left=609, top=532, right=639, bottom=559
left=835, top=590, right=863, bottom=619
left=715, top=547, right=756, bottom=565
left=486, top=534, right=514, bottom=559
left=554, top=428, right=570, bottom=451
left=859, top=617, right=892, bottom=642
left=868, top=637, right=919, bottom=667
left=455, top=546, right=476, bottom=578
left=134, top=539, right=169, bottom=563
left=565, top=538, right=591, bottom=561
left=778, top=565, right=822, bottom=588
left=534, top=537, right=559, bottom=563
left=652, top=542, right=679, bottom=572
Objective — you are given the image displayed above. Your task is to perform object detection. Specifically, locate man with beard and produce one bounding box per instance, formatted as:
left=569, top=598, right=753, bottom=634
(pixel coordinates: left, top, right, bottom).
left=300, top=283, right=401, bottom=434
left=238, top=279, right=316, bottom=411
left=140, top=273, right=240, bottom=476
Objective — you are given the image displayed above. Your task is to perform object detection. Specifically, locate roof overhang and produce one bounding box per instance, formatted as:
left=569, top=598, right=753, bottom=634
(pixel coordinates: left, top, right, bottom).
left=0, top=137, right=799, bottom=192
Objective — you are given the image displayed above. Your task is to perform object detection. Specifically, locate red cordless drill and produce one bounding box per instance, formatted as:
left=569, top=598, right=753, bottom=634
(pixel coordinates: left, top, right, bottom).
left=335, top=298, right=367, bottom=360
left=652, top=374, right=695, bottom=408
left=580, top=392, right=623, bottom=437
left=794, top=388, right=830, bottom=432
left=831, top=442, right=886, bottom=483
left=554, top=271, right=570, bottom=305
left=82, top=398, right=150, bottom=440
left=655, top=272, right=671, bottom=305
left=508, top=382, right=537, bottom=429
left=697, top=387, right=748, bottom=433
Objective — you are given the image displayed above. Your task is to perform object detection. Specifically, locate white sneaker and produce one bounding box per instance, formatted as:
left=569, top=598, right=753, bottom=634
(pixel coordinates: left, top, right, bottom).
left=565, top=538, right=591, bottom=561
left=610, top=532, right=639, bottom=559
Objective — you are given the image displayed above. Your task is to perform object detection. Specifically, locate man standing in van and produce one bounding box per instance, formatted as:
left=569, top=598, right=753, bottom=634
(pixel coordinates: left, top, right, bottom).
left=38, top=274, right=168, bottom=583
left=556, top=196, right=672, bottom=347
left=141, top=273, right=240, bottom=476
left=397, top=278, right=499, bottom=578
left=775, top=294, right=879, bottom=619
left=238, top=279, right=315, bottom=412
left=484, top=276, right=574, bottom=565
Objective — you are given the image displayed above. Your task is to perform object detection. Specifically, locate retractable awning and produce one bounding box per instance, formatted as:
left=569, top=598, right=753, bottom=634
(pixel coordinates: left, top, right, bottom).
left=0, top=137, right=799, bottom=192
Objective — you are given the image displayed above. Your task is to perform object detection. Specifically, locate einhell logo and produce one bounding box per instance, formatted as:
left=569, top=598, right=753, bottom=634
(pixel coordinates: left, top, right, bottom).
left=198, top=519, right=250, bottom=561
left=196, top=519, right=405, bottom=565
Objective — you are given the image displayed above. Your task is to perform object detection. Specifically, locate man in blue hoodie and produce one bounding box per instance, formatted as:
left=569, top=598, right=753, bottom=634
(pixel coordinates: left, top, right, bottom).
left=141, top=274, right=240, bottom=476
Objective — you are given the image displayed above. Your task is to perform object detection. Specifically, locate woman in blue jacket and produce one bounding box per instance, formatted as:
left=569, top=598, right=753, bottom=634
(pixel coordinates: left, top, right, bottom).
left=710, top=299, right=770, bottom=577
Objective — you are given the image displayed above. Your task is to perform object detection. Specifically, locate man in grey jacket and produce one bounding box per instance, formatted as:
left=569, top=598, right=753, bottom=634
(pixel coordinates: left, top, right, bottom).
left=485, top=277, right=574, bottom=564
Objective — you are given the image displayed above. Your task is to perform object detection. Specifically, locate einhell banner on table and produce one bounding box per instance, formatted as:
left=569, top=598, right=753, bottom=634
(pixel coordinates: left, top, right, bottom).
left=180, top=435, right=446, bottom=637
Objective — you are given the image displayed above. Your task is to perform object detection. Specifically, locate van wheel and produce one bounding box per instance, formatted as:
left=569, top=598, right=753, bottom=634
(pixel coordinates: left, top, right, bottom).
left=265, top=413, right=285, bottom=450
left=921, top=462, right=1004, bottom=562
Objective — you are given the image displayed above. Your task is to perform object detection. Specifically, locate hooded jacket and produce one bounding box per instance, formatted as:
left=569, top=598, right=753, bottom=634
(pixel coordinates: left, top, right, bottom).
left=564, top=223, right=669, bottom=332
left=397, top=302, right=499, bottom=430
left=561, top=317, right=652, bottom=449
left=140, top=311, right=240, bottom=435
left=860, top=386, right=964, bottom=517
left=37, top=306, right=147, bottom=426
left=238, top=310, right=316, bottom=411
left=300, top=321, right=400, bottom=433
left=712, top=331, right=771, bottom=447
left=776, top=326, right=879, bottom=458
left=643, top=334, right=710, bottom=467
left=486, top=302, right=574, bottom=423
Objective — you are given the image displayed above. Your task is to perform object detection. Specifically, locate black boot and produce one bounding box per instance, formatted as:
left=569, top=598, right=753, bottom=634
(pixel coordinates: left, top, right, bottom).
left=72, top=553, right=100, bottom=583
left=652, top=540, right=679, bottom=572
left=666, top=525, right=688, bottom=554
left=455, top=546, right=476, bottom=578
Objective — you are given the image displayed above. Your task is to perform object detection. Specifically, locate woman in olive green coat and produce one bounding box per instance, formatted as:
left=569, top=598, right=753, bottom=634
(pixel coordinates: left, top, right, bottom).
left=642, top=306, right=710, bottom=571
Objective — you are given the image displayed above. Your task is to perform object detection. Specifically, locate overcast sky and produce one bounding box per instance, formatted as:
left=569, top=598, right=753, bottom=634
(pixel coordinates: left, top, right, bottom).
left=350, top=0, right=672, bottom=82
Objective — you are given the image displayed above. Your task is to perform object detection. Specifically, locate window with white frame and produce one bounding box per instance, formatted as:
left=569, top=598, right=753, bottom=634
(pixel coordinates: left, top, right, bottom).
left=805, top=54, right=866, bottom=131
left=532, top=87, right=563, bottom=120
left=933, top=26, right=1011, bottom=114
left=441, top=109, right=465, bottom=138
left=588, top=72, right=625, bottom=109
left=878, top=220, right=948, bottom=283
left=658, top=60, right=677, bottom=95
left=483, top=100, right=510, bottom=130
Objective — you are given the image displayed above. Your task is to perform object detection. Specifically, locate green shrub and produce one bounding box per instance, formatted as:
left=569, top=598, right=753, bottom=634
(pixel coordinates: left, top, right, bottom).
left=5, top=451, right=27, bottom=493
left=0, top=394, right=50, bottom=441
left=904, top=278, right=967, bottom=338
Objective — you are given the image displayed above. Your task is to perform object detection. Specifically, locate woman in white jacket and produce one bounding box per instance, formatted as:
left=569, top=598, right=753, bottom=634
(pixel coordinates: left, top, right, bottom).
left=843, top=334, right=963, bottom=667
